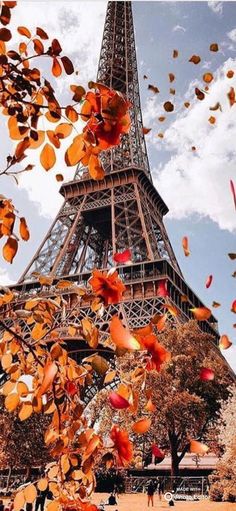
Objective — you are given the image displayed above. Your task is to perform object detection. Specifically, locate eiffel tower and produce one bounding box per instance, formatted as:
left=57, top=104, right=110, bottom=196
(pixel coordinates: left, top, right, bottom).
left=12, top=1, right=220, bottom=348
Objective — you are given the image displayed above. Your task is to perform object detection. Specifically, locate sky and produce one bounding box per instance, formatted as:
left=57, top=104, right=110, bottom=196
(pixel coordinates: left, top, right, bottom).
left=0, top=0, right=235, bottom=371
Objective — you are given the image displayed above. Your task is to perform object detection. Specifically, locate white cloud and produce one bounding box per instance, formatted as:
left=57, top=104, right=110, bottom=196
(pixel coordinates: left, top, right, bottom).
left=224, top=345, right=236, bottom=373
left=0, top=268, right=14, bottom=286
left=172, top=25, right=186, bottom=33
left=145, top=58, right=236, bottom=232
left=227, top=28, right=236, bottom=43
left=208, top=1, right=223, bottom=16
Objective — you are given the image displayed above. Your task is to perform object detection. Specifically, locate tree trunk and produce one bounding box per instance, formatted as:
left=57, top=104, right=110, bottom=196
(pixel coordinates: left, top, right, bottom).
left=170, top=451, right=180, bottom=477
left=6, top=466, right=12, bottom=492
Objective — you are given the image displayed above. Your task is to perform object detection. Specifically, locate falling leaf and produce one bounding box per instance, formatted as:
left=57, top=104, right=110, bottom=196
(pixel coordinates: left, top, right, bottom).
left=17, top=26, right=31, bottom=38
left=162, top=304, right=178, bottom=317
left=169, top=73, right=175, bottom=82
left=195, top=88, right=205, bottom=100
left=232, top=271, right=236, bottom=278
left=19, top=217, right=30, bottom=241
left=88, top=154, right=105, bottom=180
left=228, top=253, right=236, bottom=260
left=184, top=102, right=190, bottom=108
left=148, top=84, right=159, bottom=94
left=40, top=143, right=56, bottom=171
left=132, top=418, right=151, bottom=434
left=227, top=87, right=235, bottom=107
left=189, top=55, right=201, bottom=64
left=109, top=392, right=130, bottom=410
left=192, top=146, right=196, bottom=151
left=230, top=180, right=236, bottom=209
left=210, top=43, right=219, bottom=52
left=203, top=72, right=214, bottom=83
left=91, top=355, right=109, bottom=375
left=189, top=439, right=209, bottom=454
left=152, top=444, right=165, bottom=460
left=163, top=101, right=174, bottom=112
left=55, top=174, right=64, bottom=182
left=110, top=316, right=140, bottom=350
left=227, top=70, right=234, bottom=79
left=143, top=127, right=152, bottom=135
left=143, top=74, right=148, bottom=79
left=145, top=398, right=156, bottom=413
left=219, top=334, right=232, bottom=349
left=208, top=115, right=216, bottom=125
left=200, top=367, right=215, bottom=381
left=37, top=361, right=58, bottom=397
left=158, top=116, right=166, bottom=122
left=173, top=49, right=178, bottom=58
left=205, top=275, right=213, bottom=289
left=113, top=249, right=132, bottom=264
left=3, top=236, right=18, bottom=263
left=182, top=236, right=190, bottom=257
left=209, top=102, right=222, bottom=112
left=231, top=299, right=236, bottom=313
left=190, top=307, right=211, bottom=321
left=170, top=88, right=175, bottom=95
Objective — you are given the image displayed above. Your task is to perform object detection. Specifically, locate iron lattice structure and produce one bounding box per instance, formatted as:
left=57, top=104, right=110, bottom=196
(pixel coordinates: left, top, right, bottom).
left=3, top=1, right=229, bottom=395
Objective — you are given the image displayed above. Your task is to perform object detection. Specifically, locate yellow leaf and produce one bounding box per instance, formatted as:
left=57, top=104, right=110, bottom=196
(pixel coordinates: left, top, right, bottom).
left=14, top=491, right=25, bottom=511
left=24, top=484, right=37, bottom=503
left=18, top=402, right=33, bottom=421
left=5, top=392, right=19, bottom=412
left=31, top=323, right=48, bottom=341
left=40, top=143, right=56, bottom=171
left=1, top=352, right=12, bottom=369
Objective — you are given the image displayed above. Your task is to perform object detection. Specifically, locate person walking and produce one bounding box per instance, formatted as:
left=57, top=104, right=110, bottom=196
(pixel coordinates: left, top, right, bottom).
left=147, top=480, right=155, bottom=507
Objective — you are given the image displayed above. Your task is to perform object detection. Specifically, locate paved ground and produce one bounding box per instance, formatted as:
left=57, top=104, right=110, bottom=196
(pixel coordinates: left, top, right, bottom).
left=91, top=493, right=236, bottom=511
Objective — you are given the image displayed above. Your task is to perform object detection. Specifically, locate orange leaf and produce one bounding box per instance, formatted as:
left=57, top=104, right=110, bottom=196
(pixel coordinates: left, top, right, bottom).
left=227, top=70, right=234, bottom=79
left=210, top=43, right=218, bottom=52
left=227, top=87, right=235, bottom=107
left=14, top=491, right=25, bottom=511
left=182, top=236, right=190, bottom=256
left=52, top=57, right=62, bottom=77
left=231, top=299, right=236, bottom=313
left=219, top=334, right=232, bottom=350
left=190, top=307, right=211, bottom=321
left=65, top=105, right=78, bottom=122
left=65, top=134, right=86, bottom=166
left=33, top=38, right=44, bottom=55
left=5, top=393, right=19, bottom=412
left=55, top=174, right=63, bottom=182
left=40, top=143, right=56, bottom=171
left=1, top=352, right=12, bottom=369
left=88, top=154, right=105, bottom=180
left=55, top=123, right=72, bottom=139
left=18, top=402, right=33, bottom=421
left=162, top=304, right=178, bottom=317
left=189, top=55, right=201, bottom=64
left=29, top=130, right=45, bottom=149
left=17, top=26, right=31, bottom=38
left=143, top=127, right=152, bottom=134
left=132, top=418, right=151, bottom=434
left=37, top=479, right=48, bottom=491
left=163, top=101, right=174, bottom=112
left=19, top=217, right=30, bottom=241
left=3, top=237, right=18, bottom=263
left=208, top=116, right=216, bottom=124
left=24, top=484, right=37, bottom=503
left=203, top=72, right=213, bottom=83
left=46, top=131, right=60, bottom=149
left=189, top=439, right=209, bottom=455
left=37, top=361, right=58, bottom=398
left=36, top=27, right=49, bottom=40
left=145, top=398, right=156, bottom=412
left=110, top=316, right=140, bottom=350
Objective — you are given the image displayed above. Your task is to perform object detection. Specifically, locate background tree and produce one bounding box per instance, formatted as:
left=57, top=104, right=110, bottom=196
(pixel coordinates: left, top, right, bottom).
left=89, top=321, right=232, bottom=476
left=209, top=385, right=236, bottom=502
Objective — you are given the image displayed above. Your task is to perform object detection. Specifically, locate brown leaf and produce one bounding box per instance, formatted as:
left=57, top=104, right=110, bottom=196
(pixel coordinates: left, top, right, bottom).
left=169, top=73, right=175, bottom=82
left=36, top=27, right=48, bottom=40
left=0, top=27, right=11, bottom=41
left=55, top=174, right=63, bottom=182
left=173, top=49, right=179, bottom=58
left=189, top=55, right=201, bottom=64
left=209, top=102, right=222, bottom=112
left=3, top=236, right=18, bottom=263
left=158, top=116, right=166, bottom=122
left=17, top=26, right=31, bottom=38
left=142, top=127, right=152, bottom=134
left=184, top=102, right=190, bottom=108
left=148, top=84, right=159, bottom=94
left=0, top=5, right=11, bottom=25
left=170, top=88, right=175, bottom=95
left=228, top=253, right=236, bottom=260
left=195, top=88, right=205, bottom=101
left=61, top=56, right=74, bottom=75
left=227, top=70, right=234, bottom=79
left=208, top=116, right=216, bottom=124
left=203, top=72, right=213, bottom=84
left=40, top=143, right=56, bottom=171
left=51, top=38, right=62, bottom=56
left=19, top=217, right=30, bottom=241
left=52, top=57, right=62, bottom=77
left=210, top=43, right=219, bottom=52
left=33, top=38, right=44, bottom=55
left=163, top=101, right=174, bottom=112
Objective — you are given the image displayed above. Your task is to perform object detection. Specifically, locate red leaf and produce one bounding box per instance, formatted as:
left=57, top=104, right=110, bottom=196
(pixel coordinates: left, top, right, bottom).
left=231, top=299, right=236, bottom=313
left=52, top=57, right=62, bottom=77
left=205, top=275, right=213, bottom=289
left=200, top=367, right=215, bottom=381
left=17, top=26, right=31, bottom=38
left=108, top=392, right=130, bottom=410
left=156, top=279, right=169, bottom=297
left=113, top=249, right=132, bottom=264
left=36, top=27, right=48, bottom=40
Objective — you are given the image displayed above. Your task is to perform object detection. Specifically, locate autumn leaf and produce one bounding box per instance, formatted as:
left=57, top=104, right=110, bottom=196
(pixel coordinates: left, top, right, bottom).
left=132, top=418, right=151, bottom=434
left=88, top=154, right=105, bottom=180
left=36, top=27, right=49, bottom=40
left=109, top=392, right=130, bottom=410
left=231, top=299, right=236, bottom=313
left=203, top=72, right=213, bottom=83
left=173, top=49, right=178, bottom=58
left=169, top=73, right=175, bottom=82
left=5, top=393, right=19, bottom=412
left=55, top=123, right=72, bottom=139
left=113, top=249, right=132, bottom=264
left=55, top=174, right=63, bottom=182
left=227, top=87, right=235, bottom=107
left=210, top=43, right=219, bottom=52
left=195, top=88, right=205, bottom=100
left=33, top=38, right=44, bottom=55
left=230, top=180, right=236, bottom=210
left=65, top=134, right=85, bottom=166
left=3, top=236, right=18, bottom=263
left=189, top=439, right=209, bottom=454
left=228, top=253, right=236, bottom=260
left=190, top=307, right=211, bottom=321
left=52, top=57, right=62, bottom=77
left=19, top=217, right=30, bottom=241
left=37, top=361, right=58, bottom=397
left=227, top=70, right=234, bottom=79
left=182, top=236, right=190, bottom=257
left=200, top=367, right=215, bottom=381
left=40, top=143, right=56, bottom=171
left=17, top=26, right=31, bottom=38
left=24, top=484, right=37, bottom=503
left=142, top=127, right=152, bottom=134
left=18, top=402, right=33, bottom=421
left=184, top=102, right=190, bottom=108
left=0, top=27, right=11, bottom=41
left=205, top=275, right=213, bottom=289
left=219, top=334, right=232, bottom=350
left=110, top=316, right=140, bottom=350
left=61, top=56, right=74, bottom=75
left=189, top=55, right=201, bottom=64
left=148, top=84, right=159, bottom=94
left=163, top=101, right=174, bottom=112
